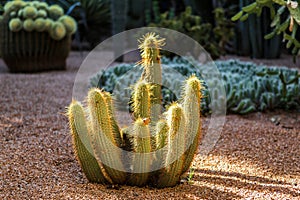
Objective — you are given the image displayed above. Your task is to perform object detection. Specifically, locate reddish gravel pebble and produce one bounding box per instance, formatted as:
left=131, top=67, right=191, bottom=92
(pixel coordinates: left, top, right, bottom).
left=0, top=52, right=299, bottom=199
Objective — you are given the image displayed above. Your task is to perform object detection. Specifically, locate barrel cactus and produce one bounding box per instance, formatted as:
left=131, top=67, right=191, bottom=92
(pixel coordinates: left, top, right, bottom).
left=0, top=0, right=77, bottom=72
left=67, top=33, right=203, bottom=188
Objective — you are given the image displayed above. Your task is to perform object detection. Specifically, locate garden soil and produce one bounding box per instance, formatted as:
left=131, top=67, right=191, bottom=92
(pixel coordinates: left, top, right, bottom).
left=0, top=52, right=299, bottom=199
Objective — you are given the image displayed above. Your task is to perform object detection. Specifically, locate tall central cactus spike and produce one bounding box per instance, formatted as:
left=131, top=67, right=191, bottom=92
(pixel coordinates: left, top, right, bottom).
left=138, top=32, right=165, bottom=123
left=127, top=118, right=152, bottom=186
left=157, top=103, right=187, bottom=188
left=132, top=80, right=151, bottom=120
left=67, top=100, right=107, bottom=183
left=87, top=88, right=126, bottom=184
left=181, top=75, right=203, bottom=173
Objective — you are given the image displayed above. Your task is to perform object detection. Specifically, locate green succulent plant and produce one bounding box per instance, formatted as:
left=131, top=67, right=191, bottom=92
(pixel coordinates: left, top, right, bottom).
left=147, top=5, right=234, bottom=59
left=0, top=0, right=77, bottom=72
left=232, top=0, right=300, bottom=58
left=68, top=33, right=203, bottom=188
left=2, top=0, right=77, bottom=40
left=9, top=17, right=22, bottom=31
left=91, top=57, right=300, bottom=115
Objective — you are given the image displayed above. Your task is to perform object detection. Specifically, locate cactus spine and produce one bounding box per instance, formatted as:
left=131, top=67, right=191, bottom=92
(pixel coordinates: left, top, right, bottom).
left=68, top=33, right=203, bottom=188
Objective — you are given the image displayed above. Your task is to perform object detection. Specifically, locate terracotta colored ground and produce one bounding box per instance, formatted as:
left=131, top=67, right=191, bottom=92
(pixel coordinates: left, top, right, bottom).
left=0, top=52, right=299, bottom=199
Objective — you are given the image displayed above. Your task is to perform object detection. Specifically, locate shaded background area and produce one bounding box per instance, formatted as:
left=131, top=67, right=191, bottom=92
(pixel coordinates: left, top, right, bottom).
left=0, top=0, right=296, bottom=62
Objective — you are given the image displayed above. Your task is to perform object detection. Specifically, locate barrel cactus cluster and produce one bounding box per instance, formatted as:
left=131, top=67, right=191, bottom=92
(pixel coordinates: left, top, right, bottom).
left=91, top=57, right=300, bottom=114
left=0, top=0, right=77, bottom=72
left=68, top=33, right=203, bottom=188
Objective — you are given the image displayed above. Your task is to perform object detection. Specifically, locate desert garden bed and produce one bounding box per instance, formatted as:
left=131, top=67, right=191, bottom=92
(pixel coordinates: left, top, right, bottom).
left=0, top=52, right=299, bottom=199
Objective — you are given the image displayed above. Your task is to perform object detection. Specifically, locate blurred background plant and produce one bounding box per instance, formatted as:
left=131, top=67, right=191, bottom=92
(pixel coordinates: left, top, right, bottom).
left=146, top=1, right=235, bottom=59
left=45, top=0, right=110, bottom=49
left=90, top=57, right=300, bottom=115
left=0, top=0, right=298, bottom=60
left=232, top=0, right=300, bottom=60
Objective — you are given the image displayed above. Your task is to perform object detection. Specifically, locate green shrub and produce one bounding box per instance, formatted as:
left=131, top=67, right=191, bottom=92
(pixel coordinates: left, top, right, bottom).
left=147, top=5, right=234, bottom=59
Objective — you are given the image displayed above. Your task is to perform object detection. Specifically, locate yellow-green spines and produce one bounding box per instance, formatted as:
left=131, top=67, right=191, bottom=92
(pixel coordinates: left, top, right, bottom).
left=87, top=88, right=127, bottom=184
left=132, top=80, right=151, bottom=119
left=9, top=18, right=22, bottom=32
left=157, top=103, right=186, bottom=188
left=181, top=75, right=202, bottom=173
left=37, top=10, right=47, bottom=18
left=4, top=2, right=13, bottom=13
left=138, top=32, right=165, bottom=122
left=4, top=1, right=25, bottom=13
left=59, top=15, right=77, bottom=34
left=2, top=1, right=76, bottom=40
left=67, top=100, right=107, bottom=183
left=33, top=18, right=46, bottom=32
left=36, top=2, right=48, bottom=10
left=23, top=18, right=34, bottom=32
left=23, top=6, right=38, bottom=19
left=18, top=9, right=23, bottom=17
left=44, top=18, right=53, bottom=32
left=50, top=21, right=66, bottom=40
left=10, top=11, right=17, bottom=18
left=30, top=1, right=42, bottom=7
left=155, top=120, right=169, bottom=150
left=128, top=118, right=152, bottom=186
left=48, top=4, right=64, bottom=18
left=101, top=91, right=122, bottom=147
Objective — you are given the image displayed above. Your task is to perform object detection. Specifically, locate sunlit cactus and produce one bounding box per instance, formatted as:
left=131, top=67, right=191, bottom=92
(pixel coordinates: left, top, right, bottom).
left=68, top=33, right=203, bottom=188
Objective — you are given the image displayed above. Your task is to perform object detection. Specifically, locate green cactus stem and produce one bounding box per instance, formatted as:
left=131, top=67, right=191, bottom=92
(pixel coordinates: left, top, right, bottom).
left=132, top=80, right=151, bottom=120
left=67, top=100, right=107, bottom=183
left=127, top=118, right=152, bottom=186
left=87, top=88, right=127, bottom=184
left=157, top=103, right=186, bottom=188
left=181, top=75, right=202, bottom=173
left=155, top=120, right=169, bottom=150
left=138, top=32, right=165, bottom=122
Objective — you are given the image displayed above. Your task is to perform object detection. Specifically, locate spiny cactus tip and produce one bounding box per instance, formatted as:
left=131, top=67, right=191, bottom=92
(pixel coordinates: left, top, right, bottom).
left=138, top=32, right=165, bottom=51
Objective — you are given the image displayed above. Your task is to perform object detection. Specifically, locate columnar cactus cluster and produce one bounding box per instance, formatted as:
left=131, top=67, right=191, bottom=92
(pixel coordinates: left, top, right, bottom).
left=68, top=33, right=203, bottom=188
left=3, top=0, right=76, bottom=40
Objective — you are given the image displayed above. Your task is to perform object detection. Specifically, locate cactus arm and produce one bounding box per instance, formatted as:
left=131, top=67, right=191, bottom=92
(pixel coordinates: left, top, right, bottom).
left=157, top=103, right=186, bottom=188
left=102, top=91, right=123, bottom=147
left=181, top=75, right=203, bottom=173
left=155, top=120, right=169, bottom=150
left=132, top=80, right=151, bottom=120
left=87, top=88, right=126, bottom=184
left=67, top=100, right=107, bottom=183
left=138, top=33, right=165, bottom=122
left=127, top=118, right=152, bottom=186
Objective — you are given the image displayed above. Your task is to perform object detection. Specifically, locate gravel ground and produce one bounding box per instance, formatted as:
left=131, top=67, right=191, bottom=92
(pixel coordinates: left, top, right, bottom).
left=0, top=52, right=299, bottom=199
